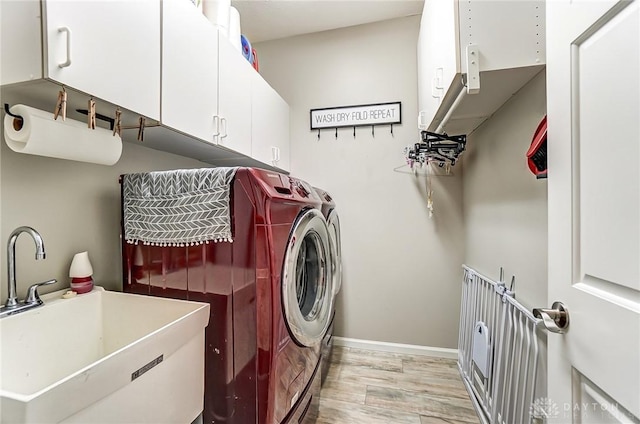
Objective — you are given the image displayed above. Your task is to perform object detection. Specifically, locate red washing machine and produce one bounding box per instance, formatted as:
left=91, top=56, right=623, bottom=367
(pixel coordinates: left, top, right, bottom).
left=313, top=188, right=342, bottom=384
left=121, top=168, right=334, bottom=424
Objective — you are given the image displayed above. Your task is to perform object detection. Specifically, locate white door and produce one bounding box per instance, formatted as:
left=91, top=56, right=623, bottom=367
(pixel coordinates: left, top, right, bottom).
left=44, top=0, right=160, bottom=120
left=547, top=0, right=639, bottom=422
left=218, top=36, right=253, bottom=156
left=162, top=0, right=219, bottom=143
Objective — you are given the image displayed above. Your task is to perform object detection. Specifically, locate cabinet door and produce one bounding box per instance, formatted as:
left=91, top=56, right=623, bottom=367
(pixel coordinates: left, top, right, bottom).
left=44, top=0, right=160, bottom=120
left=1, top=1, right=43, bottom=85
left=417, top=0, right=459, bottom=128
left=251, top=73, right=290, bottom=171
left=162, top=0, right=219, bottom=143
left=218, top=36, right=253, bottom=157
left=416, top=8, right=429, bottom=116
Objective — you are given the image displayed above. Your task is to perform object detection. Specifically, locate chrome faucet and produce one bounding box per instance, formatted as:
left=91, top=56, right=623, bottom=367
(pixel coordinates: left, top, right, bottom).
left=1, top=226, right=56, bottom=318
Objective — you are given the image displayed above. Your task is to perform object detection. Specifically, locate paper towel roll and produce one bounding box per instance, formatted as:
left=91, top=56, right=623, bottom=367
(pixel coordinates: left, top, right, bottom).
left=3, top=104, right=122, bottom=166
left=228, top=6, right=242, bottom=52
left=203, top=0, right=231, bottom=38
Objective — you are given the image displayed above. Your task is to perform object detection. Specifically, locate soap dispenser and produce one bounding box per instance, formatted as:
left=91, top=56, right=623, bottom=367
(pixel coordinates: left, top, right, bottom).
left=69, top=251, right=94, bottom=294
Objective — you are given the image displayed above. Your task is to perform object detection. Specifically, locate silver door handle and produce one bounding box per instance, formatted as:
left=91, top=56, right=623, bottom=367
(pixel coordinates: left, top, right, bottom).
left=533, top=301, right=569, bottom=334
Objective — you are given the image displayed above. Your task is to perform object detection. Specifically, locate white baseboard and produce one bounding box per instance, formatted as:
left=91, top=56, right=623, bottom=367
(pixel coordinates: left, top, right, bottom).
left=332, top=337, right=458, bottom=359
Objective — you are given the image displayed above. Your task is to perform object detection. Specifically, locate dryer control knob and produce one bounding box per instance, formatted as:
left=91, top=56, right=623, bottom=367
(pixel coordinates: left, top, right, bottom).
left=293, top=181, right=310, bottom=197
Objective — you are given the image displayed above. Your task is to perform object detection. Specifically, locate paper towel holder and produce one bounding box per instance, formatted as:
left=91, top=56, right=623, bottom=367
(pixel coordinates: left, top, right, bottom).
left=4, top=104, right=24, bottom=129
left=76, top=108, right=115, bottom=130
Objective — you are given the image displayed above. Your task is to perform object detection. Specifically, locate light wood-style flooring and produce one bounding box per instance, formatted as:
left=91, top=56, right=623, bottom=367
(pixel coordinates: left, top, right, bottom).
left=316, top=346, right=480, bottom=424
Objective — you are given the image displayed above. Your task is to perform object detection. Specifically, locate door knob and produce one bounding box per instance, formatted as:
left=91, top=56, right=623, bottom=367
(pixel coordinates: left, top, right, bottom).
left=533, top=301, right=569, bottom=334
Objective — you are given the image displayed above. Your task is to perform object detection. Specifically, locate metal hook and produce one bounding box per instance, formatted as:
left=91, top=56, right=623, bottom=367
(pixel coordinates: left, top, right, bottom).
left=372, top=125, right=375, bottom=137
left=317, top=129, right=320, bottom=140
left=4, top=104, right=23, bottom=121
left=353, top=126, right=356, bottom=138
left=335, top=127, right=338, bottom=140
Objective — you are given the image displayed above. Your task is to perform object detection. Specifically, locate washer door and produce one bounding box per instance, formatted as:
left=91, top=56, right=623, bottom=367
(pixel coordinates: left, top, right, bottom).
left=282, top=208, right=333, bottom=347
left=327, top=209, right=342, bottom=297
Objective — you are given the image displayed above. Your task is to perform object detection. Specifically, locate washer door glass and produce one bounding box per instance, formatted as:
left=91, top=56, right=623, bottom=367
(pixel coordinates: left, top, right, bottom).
left=327, top=209, right=342, bottom=298
left=282, top=209, right=333, bottom=347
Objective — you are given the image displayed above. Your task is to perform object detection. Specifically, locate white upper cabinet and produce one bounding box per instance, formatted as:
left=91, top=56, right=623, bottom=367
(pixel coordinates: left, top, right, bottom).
left=217, top=37, right=253, bottom=157
left=417, top=0, right=545, bottom=135
left=251, top=72, right=290, bottom=172
left=161, top=0, right=290, bottom=169
left=162, top=0, right=219, bottom=144
left=417, top=0, right=458, bottom=117
left=0, top=1, right=43, bottom=85
left=1, top=0, right=290, bottom=171
left=44, top=0, right=160, bottom=120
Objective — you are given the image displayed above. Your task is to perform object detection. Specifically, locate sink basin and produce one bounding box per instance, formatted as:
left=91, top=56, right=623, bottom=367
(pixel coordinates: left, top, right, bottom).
left=0, top=287, right=209, bottom=423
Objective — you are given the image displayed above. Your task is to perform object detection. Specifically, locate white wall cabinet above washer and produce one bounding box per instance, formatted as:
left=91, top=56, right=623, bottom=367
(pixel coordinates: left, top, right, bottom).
left=162, top=0, right=287, bottom=168
left=251, top=72, right=290, bottom=172
left=217, top=36, right=253, bottom=158
left=417, top=0, right=545, bottom=135
left=0, top=0, right=161, bottom=120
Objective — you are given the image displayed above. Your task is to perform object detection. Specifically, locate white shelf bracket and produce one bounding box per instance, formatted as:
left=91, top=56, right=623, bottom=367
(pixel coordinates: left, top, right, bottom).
left=466, top=45, right=480, bottom=94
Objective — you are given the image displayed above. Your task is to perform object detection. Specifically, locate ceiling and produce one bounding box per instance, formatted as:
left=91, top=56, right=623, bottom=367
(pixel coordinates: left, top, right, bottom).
left=231, top=0, right=425, bottom=43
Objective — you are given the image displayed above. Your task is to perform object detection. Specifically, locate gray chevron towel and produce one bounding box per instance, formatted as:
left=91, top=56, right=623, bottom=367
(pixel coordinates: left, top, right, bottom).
left=122, top=167, right=238, bottom=246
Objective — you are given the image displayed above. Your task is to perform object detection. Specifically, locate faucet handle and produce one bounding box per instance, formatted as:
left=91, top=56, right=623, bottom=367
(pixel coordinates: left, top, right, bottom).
left=25, top=279, right=57, bottom=305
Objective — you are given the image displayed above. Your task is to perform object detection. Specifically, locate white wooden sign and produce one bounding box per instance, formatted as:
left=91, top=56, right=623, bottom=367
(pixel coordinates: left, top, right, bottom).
left=310, top=102, right=401, bottom=129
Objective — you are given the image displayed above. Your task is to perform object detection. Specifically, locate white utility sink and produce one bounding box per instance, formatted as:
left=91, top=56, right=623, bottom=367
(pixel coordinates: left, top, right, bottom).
left=0, top=287, right=209, bottom=423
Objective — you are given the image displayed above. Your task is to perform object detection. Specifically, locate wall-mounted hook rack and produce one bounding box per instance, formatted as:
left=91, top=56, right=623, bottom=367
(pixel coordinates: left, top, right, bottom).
left=311, top=101, right=401, bottom=140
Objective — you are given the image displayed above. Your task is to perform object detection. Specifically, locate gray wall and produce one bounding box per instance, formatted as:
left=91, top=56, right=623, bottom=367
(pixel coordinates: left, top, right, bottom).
left=462, top=71, right=548, bottom=310
left=256, top=16, right=465, bottom=348
left=0, top=124, right=207, bottom=301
